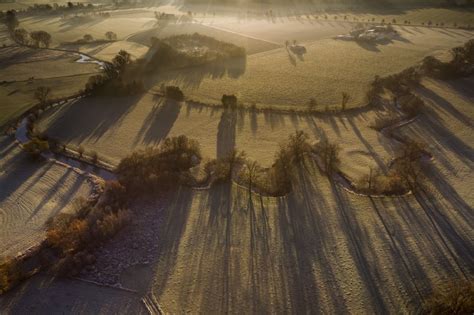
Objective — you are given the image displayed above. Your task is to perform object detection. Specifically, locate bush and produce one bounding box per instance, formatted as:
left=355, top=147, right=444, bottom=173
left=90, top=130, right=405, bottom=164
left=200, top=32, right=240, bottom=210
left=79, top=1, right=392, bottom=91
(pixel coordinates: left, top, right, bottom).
left=370, top=113, right=400, bottom=131
left=146, top=33, right=246, bottom=70
left=165, top=86, right=184, bottom=101
left=0, top=257, right=21, bottom=294
left=221, top=94, right=237, bottom=108
left=23, top=138, right=49, bottom=158
left=46, top=203, right=132, bottom=276
left=423, top=281, right=474, bottom=314
left=315, top=139, right=340, bottom=174
left=116, top=135, right=201, bottom=193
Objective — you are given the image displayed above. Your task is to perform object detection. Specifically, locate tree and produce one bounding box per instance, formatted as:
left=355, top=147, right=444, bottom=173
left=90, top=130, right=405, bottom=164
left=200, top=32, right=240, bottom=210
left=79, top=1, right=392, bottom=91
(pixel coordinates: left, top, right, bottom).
left=5, top=10, right=19, bottom=33
left=288, top=130, right=311, bottom=163
left=316, top=139, right=340, bottom=175
left=221, top=94, right=237, bottom=108
left=13, top=28, right=28, bottom=45
left=34, top=86, right=51, bottom=105
left=341, top=92, right=351, bottom=110
left=77, top=146, right=84, bottom=158
left=220, top=149, right=246, bottom=180
left=105, top=31, right=117, bottom=41
left=112, top=50, right=131, bottom=72
left=243, top=160, right=260, bottom=195
left=23, top=138, right=49, bottom=158
left=30, top=31, right=52, bottom=48
left=83, top=34, right=93, bottom=42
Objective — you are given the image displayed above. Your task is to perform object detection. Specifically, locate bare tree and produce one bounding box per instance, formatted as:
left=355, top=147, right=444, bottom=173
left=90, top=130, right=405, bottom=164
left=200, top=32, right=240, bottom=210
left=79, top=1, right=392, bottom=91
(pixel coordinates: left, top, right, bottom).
left=105, top=31, right=117, bottom=41
left=77, top=146, right=84, bottom=158
left=243, top=160, right=260, bottom=195
left=341, top=92, right=351, bottom=110
left=34, top=86, right=51, bottom=105
left=13, top=28, right=28, bottom=45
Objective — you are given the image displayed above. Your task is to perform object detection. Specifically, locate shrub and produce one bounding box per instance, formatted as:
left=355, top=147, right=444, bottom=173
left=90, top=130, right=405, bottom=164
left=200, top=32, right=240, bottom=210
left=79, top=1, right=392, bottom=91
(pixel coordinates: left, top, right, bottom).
left=315, top=139, right=340, bottom=174
left=423, top=281, right=474, bottom=314
left=90, top=150, right=98, bottom=163
left=370, top=113, right=400, bottom=131
left=117, top=135, right=201, bottom=193
left=165, top=86, right=184, bottom=101
left=221, top=94, right=237, bottom=108
left=23, top=138, right=49, bottom=158
left=46, top=203, right=132, bottom=276
left=0, top=257, right=21, bottom=294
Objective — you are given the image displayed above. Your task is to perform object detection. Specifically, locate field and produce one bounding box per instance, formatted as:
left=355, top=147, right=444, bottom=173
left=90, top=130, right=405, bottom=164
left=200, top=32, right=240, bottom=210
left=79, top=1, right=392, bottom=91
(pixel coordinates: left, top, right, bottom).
left=16, top=6, right=474, bottom=107
left=0, top=3, right=473, bottom=313
left=0, top=47, right=99, bottom=130
left=0, top=137, right=92, bottom=258
left=73, top=75, right=470, bottom=314
left=38, top=91, right=399, bottom=180
left=151, top=26, right=471, bottom=109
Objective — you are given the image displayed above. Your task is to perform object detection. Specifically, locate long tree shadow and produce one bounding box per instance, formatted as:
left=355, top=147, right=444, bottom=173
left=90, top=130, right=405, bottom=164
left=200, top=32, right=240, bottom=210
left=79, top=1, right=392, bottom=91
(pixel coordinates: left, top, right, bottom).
left=330, top=180, right=389, bottom=313
left=414, top=186, right=474, bottom=277
left=134, top=97, right=182, bottom=145
left=144, top=56, right=246, bottom=92
left=152, top=187, right=194, bottom=299
left=417, top=84, right=473, bottom=128
left=276, top=161, right=350, bottom=313
left=216, top=108, right=237, bottom=159
left=44, top=93, right=143, bottom=144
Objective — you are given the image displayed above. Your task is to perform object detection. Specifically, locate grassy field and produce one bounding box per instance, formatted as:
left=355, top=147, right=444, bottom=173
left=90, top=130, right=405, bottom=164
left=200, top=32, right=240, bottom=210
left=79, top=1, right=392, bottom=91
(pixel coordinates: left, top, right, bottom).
left=144, top=168, right=471, bottom=313
left=0, top=73, right=93, bottom=130
left=0, top=137, right=91, bottom=258
left=0, top=46, right=100, bottom=130
left=129, top=76, right=471, bottom=313
left=38, top=91, right=399, bottom=180
left=0, top=274, right=147, bottom=314
left=17, top=7, right=473, bottom=108
left=0, top=47, right=98, bottom=81
left=149, top=26, right=471, bottom=109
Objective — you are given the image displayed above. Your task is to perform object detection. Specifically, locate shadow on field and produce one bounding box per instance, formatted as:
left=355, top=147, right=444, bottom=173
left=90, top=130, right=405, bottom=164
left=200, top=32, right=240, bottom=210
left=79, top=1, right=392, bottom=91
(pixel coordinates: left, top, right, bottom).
left=0, top=148, right=46, bottom=205
left=44, top=94, right=143, bottom=144
left=0, top=274, right=146, bottom=314
left=418, top=85, right=473, bottom=128
left=134, top=98, right=182, bottom=145
left=413, top=186, right=474, bottom=276
left=216, top=108, right=237, bottom=158
left=145, top=57, right=246, bottom=91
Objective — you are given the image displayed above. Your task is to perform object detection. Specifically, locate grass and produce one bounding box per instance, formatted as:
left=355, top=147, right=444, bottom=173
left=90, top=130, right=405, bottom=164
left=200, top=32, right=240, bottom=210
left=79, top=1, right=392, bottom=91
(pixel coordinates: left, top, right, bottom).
left=0, top=74, right=92, bottom=130
left=0, top=137, right=91, bottom=258
left=150, top=26, right=469, bottom=109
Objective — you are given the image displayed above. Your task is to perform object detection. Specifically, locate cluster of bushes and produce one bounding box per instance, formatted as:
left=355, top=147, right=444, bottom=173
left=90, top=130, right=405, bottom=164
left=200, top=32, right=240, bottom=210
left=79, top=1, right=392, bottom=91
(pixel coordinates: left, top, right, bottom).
left=23, top=137, right=49, bottom=158
left=0, top=257, right=21, bottom=294
left=164, top=86, right=184, bottom=101
left=46, top=193, right=130, bottom=276
left=116, top=135, right=201, bottom=194
left=66, top=31, right=117, bottom=45
left=378, top=66, right=422, bottom=94
left=422, top=39, right=474, bottom=79
left=25, top=1, right=95, bottom=13
left=356, top=141, right=426, bottom=195
left=85, top=50, right=144, bottom=96
left=144, top=33, right=246, bottom=71
left=423, top=280, right=474, bottom=314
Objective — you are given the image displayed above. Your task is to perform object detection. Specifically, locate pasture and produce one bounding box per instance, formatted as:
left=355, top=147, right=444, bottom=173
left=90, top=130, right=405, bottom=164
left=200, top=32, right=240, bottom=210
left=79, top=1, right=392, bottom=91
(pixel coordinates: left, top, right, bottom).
left=0, top=137, right=91, bottom=258
left=0, top=47, right=99, bottom=130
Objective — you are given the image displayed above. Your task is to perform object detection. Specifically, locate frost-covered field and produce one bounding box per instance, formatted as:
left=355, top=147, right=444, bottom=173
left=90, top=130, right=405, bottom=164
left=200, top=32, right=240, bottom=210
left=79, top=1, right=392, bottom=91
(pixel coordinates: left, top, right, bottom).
left=0, top=137, right=91, bottom=258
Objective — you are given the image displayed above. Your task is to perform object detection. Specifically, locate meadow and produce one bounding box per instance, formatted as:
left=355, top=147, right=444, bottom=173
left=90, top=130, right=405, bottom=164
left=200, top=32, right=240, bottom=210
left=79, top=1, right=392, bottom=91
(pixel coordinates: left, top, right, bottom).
left=0, top=137, right=91, bottom=258
left=0, top=3, right=473, bottom=313
left=0, top=47, right=99, bottom=130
